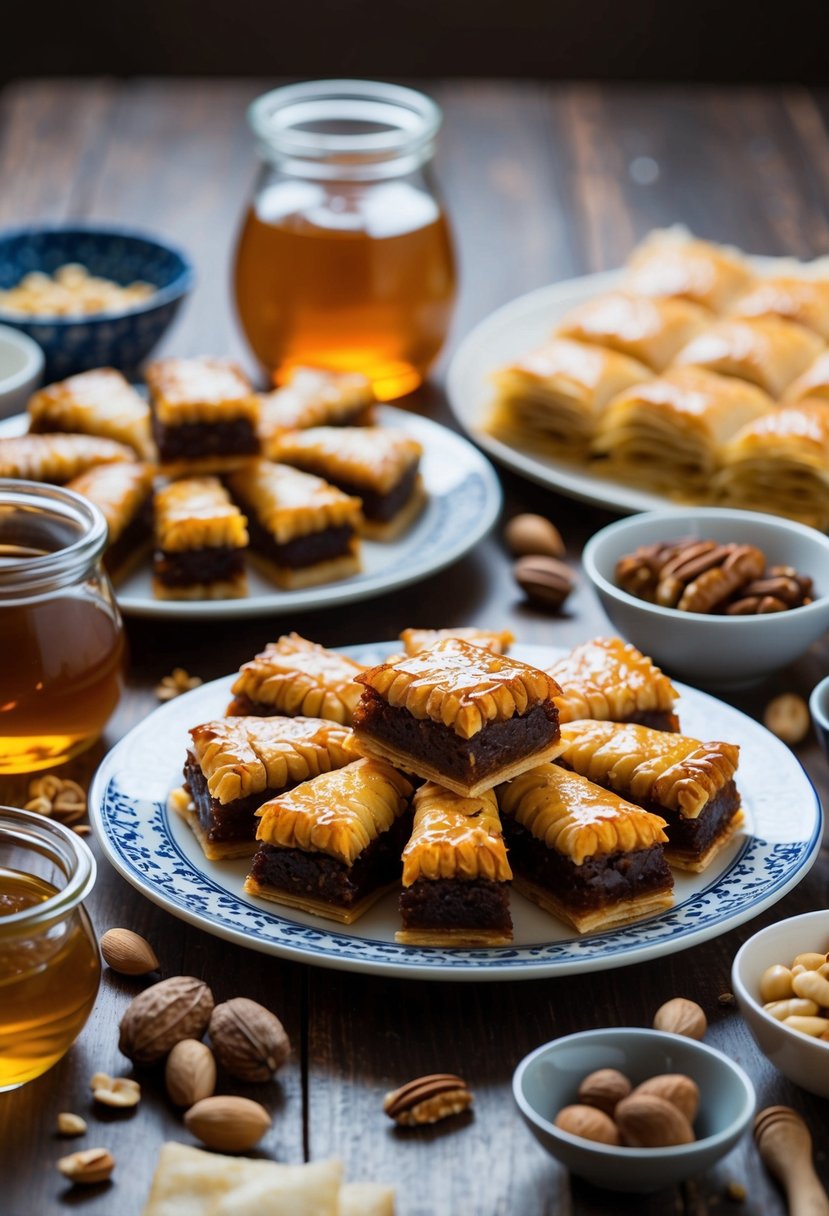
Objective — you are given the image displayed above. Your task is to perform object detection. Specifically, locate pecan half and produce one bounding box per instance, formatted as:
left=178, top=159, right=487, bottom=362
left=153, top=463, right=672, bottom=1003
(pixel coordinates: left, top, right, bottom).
left=383, top=1073, right=473, bottom=1126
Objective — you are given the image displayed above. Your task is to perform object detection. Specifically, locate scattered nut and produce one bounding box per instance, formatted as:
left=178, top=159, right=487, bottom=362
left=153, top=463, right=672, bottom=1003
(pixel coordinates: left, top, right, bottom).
left=156, top=668, right=202, bottom=701
left=90, top=1072, right=141, bottom=1108
left=615, top=1092, right=695, bottom=1147
left=184, top=1095, right=271, bottom=1151
left=576, top=1068, right=631, bottom=1116
left=24, top=776, right=87, bottom=825
left=763, top=693, right=810, bottom=746
left=554, top=1104, right=620, bottom=1145
left=165, top=1039, right=217, bottom=1108
left=504, top=513, right=565, bottom=559
left=383, top=1074, right=473, bottom=1126
left=57, top=1147, right=115, bottom=1185
left=100, top=928, right=159, bottom=976
left=513, top=555, right=575, bottom=611
left=718, top=991, right=737, bottom=1007
left=653, top=997, right=707, bottom=1040
left=631, top=1074, right=699, bottom=1123
left=208, top=997, right=291, bottom=1083
left=119, top=975, right=214, bottom=1065
left=725, top=1180, right=747, bottom=1203
left=56, top=1113, right=87, bottom=1137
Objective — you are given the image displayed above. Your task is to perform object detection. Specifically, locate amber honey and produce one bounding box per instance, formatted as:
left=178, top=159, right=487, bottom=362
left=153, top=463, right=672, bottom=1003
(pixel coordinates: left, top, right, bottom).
left=234, top=184, right=456, bottom=400
left=0, top=867, right=100, bottom=1090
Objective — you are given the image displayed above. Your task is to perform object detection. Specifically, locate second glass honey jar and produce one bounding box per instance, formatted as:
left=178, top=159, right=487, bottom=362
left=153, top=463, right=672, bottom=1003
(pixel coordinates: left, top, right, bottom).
left=234, top=79, right=457, bottom=401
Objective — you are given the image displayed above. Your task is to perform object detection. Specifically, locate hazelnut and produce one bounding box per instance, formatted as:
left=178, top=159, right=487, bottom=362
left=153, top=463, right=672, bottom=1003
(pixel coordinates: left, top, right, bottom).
left=504, top=513, right=565, bottom=559
left=513, top=555, right=574, bottom=611
left=653, top=997, right=707, bottom=1040
left=576, top=1068, right=631, bottom=1116
left=554, top=1104, right=620, bottom=1145
left=763, top=694, right=810, bottom=746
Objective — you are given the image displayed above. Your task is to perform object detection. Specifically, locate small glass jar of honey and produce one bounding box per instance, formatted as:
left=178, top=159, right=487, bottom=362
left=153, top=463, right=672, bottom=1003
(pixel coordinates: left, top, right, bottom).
left=0, top=807, right=100, bottom=1090
left=234, top=79, right=457, bottom=401
left=0, top=480, right=125, bottom=774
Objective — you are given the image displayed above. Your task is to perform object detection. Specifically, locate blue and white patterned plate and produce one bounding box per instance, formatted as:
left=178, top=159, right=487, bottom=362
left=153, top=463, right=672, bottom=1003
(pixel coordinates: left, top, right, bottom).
left=0, top=405, right=501, bottom=620
left=89, top=644, right=823, bottom=981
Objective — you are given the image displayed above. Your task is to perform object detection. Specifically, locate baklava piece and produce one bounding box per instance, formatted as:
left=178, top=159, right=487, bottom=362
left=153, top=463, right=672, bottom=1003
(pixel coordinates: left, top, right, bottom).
left=397, top=783, right=513, bottom=946
left=591, top=367, right=772, bottom=499
left=714, top=398, right=829, bottom=529
left=497, top=764, right=673, bottom=933
left=784, top=349, right=829, bottom=405
left=67, top=460, right=155, bottom=580
left=259, top=366, right=375, bottom=454
left=556, top=291, right=709, bottom=372
left=486, top=337, right=652, bottom=461
left=244, top=758, right=413, bottom=924
left=548, top=636, right=679, bottom=731
left=730, top=273, right=829, bottom=339
left=226, top=459, right=362, bottom=588
left=227, top=633, right=365, bottom=724
left=180, top=715, right=360, bottom=860
left=557, top=719, right=742, bottom=872
left=399, top=626, right=515, bottom=657
left=352, top=638, right=562, bottom=797
left=674, top=316, right=824, bottom=398
left=152, top=476, right=248, bottom=600
left=0, top=433, right=134, bottom=482
left=146, top=356, right=260, bottom=472
left=623, top=228, right=755, bottom=313
left=267, top=426, right=425, bottom=540
left=27, top=368, right=153, bottom=458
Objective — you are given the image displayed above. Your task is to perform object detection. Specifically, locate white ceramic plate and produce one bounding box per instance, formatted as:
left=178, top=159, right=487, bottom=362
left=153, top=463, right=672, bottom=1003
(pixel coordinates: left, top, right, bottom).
left=0, top=405, right=502, bottom=619
left=446, top=260, right=789, bottom=515
left=89, top=642, right=823, bottom=982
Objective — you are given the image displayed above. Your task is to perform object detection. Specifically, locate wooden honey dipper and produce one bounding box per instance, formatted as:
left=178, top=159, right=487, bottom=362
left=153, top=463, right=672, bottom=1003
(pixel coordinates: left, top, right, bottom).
left=754, top=1106, right=829, bottom=1216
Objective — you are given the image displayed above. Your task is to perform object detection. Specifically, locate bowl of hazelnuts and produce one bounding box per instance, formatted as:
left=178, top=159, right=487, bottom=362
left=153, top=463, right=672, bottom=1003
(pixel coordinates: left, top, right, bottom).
left=513, top=1026, right=755, bottom=1192
left=582, top=507, right=829, bottom=688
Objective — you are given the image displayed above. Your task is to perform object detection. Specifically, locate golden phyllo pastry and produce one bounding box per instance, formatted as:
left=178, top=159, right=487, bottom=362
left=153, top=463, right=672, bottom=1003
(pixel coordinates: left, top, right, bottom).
left=226, top=459, right=362, bottom=589
left=548, top=636, right=679, bottom=731
left=558, top=719, right=741, bottom=872
left=179, top=715, right=360, bottom=860
left=730, top=273, right=829, bottom=339
left=784, top=349, right=829, bottom=404
left=146, top=355, right=260, bottom=471
left=258, top=366, right=374, bottom=452
left=245, top=758, right=413, bottom=923
left=715, top=398, right=829, bottom=528
left=486, top=337, right=652, bottom=460
left=0, top=432, right=134, bottom=482
left=67, top=460, right=155, bottom=579
left=399, top=626, right=515, bottom=656
left=556, top=291, right=709, bottom=372
left=152, top=476, right=248, bottom=600
left=591, top=367, right=773, bottom=498
left=268, top=426, right=425, bottom=539
left=27, top=367, right=154, bottom=457
left=397, top=783, right=513, bottom=946
left=228, top=632, right=365, bottom=723
left=623, top=228, right=755, bottom=313
left=353, top=638, right=562, bottom=797
left=497, top=764, right=672, bottom=933
left=674, top=315, right=824, bottom=397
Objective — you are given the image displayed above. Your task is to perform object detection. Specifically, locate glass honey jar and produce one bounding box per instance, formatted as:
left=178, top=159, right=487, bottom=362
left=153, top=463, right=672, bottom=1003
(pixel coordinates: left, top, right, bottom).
left=0, top=807, right=100, bottom=1090
left=0, top=480, right=126, bottom=774
left=234, top=79, right=457, bottom=401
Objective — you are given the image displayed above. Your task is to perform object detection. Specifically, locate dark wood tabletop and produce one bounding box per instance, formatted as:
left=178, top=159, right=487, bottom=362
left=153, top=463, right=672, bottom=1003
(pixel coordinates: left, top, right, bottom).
left=1, top=78, right=828, bottom=1216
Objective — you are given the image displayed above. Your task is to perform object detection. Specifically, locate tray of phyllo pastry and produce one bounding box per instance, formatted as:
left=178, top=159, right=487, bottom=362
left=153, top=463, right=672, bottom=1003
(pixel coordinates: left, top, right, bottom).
left=89, top=629, right=822, bottom=981
left=0, top=359, right=501, bottom=617
left=448, top=225, right=829, bottom=530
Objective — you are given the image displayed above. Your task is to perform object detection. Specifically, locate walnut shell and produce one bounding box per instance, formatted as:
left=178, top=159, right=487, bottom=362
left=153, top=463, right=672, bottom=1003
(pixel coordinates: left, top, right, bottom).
left=554, top=1104, right=620, bottom=1145
left=615, top=1093, right=695, bottom=1147
left=208, top=997, right=291, bottom=1082
left=118, top=976, right=214, bottom=1065
left=632, top=1074, right=700, bottom=1124
left=576, top=1068, right=631, bottom=1116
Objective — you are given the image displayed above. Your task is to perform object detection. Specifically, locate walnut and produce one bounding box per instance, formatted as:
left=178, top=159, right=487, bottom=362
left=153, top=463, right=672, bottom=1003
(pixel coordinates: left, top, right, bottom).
left=156, top=667, right=202, bottom=701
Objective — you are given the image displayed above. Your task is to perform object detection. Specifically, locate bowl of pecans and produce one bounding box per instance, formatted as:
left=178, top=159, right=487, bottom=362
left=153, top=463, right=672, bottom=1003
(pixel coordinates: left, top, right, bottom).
left=0, top=223, right=193, bottom=380
left=582, top=507, right=829, bottom=687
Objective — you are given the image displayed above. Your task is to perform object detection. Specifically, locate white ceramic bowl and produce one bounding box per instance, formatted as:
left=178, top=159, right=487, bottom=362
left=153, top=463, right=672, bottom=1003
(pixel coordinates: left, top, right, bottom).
left=582, top=507, right=829, bottom=687
left=513, top=1028, right=755, bottom=1193
left=732, top=910, right=829, bottom=1099
left=809, top=675, right=829, bottom=761
left=0, top=323, right=43, bottom=418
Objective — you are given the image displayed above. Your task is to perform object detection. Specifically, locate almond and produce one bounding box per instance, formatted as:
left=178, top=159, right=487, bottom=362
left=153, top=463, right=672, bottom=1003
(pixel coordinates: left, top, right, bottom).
left=208, top=997, right=291, bottom=1082
left=576, top=1068, right=631, bottom=1116
left=615, top=1093, right=695, bottom=1147
left=184, top=1095, right=271, bottom=1151
left=631, top=1074, right=699, bottom=1123
left=165, top=1039, right=217, bottom=1108
left=119, top=975, right=214, bottom=1065
left=100, top=928, right=159, bottom=976
left=504, top=514, right=565, bottom=559
left=554, top=1104, right=620, bottom=1145
left=56, top=1113, right=87, bottom=1137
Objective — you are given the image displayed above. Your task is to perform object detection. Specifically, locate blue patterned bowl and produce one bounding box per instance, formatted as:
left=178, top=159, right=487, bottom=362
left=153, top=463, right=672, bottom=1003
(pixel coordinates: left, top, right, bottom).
left=0, top=224, right=194, bottom=381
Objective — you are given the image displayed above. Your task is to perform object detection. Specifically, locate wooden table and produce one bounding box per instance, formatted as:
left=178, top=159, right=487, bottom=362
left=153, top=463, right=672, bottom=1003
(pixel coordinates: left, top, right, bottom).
left=1, top=79, right=828, bottom=1215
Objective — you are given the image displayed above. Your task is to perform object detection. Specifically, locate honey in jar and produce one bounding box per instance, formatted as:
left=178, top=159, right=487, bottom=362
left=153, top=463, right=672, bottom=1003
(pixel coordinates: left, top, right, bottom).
left=234, top=81, right=457, bottom=401
left=0, top=482, right=125, bottom=773
left=0, top=810, right=100, bottom=1090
